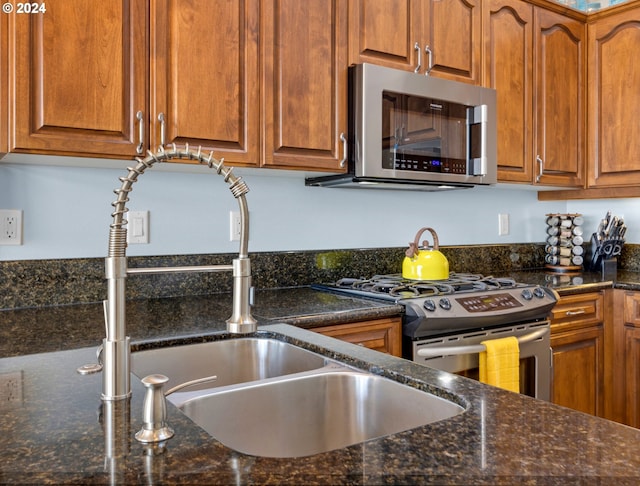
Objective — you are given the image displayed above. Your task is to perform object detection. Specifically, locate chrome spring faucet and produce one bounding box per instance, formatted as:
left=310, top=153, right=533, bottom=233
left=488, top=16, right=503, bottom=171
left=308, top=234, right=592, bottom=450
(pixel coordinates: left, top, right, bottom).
left=102, top=144, right=257, bottom=401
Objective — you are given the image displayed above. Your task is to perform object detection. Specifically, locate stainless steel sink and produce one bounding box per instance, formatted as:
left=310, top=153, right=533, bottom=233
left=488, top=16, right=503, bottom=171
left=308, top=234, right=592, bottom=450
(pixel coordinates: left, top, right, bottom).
left=131, top=338, right=328, bottom=394
left=179, top=369, right=465, bottom=458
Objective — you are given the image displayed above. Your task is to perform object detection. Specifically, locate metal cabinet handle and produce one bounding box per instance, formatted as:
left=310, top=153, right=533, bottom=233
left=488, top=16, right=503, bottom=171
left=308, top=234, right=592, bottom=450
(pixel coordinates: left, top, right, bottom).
left=339, top=132, right=348, bottom=168
left=158, top=112, right=166, bottom=147
left=565, top=309, right=586, bottom=316
left=424, top=45, right=433, bottom=76
left=136, top=111, right=144, bottom=154
left=536, top=155, right=544, bottom=183
left=414, top=41, right=422, bottom=73
left=416, top=327, right=550, bottom=359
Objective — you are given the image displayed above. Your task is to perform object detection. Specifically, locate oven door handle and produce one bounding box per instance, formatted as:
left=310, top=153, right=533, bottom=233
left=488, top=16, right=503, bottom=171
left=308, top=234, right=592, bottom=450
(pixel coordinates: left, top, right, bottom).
left=416, top=327, right=549, bottom=359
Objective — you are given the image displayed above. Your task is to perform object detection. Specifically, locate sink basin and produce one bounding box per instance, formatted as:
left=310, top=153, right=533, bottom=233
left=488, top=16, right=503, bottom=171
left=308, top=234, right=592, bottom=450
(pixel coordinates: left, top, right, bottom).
left=180, top=369, right=465, bottom=458
left=132, top=338, right=328, bottom=392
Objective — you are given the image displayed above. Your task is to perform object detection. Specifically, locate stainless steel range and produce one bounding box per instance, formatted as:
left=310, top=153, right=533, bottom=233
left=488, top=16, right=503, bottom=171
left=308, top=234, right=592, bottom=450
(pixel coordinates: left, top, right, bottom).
left=313, top=273, right=558, bottom=400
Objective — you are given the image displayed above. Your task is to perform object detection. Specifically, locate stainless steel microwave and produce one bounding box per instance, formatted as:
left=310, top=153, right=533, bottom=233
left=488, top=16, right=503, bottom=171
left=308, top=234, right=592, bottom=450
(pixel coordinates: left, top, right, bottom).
left=306, top=63, right=497, bottom=191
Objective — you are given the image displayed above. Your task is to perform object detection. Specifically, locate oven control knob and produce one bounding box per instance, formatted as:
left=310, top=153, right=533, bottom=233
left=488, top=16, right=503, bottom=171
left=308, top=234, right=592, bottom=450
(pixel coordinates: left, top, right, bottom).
left=439, top=297, right=452, bottom=310
left=521, top=288, right=533, bottom=300
left=533, top=287, right=546, bottom=299
left=423, top=299, right=436, bottom=312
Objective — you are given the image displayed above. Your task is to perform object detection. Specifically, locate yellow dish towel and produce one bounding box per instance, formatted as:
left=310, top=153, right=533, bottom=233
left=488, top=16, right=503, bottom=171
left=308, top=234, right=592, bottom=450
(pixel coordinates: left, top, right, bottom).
left=479, top=336, right=520, bottom=393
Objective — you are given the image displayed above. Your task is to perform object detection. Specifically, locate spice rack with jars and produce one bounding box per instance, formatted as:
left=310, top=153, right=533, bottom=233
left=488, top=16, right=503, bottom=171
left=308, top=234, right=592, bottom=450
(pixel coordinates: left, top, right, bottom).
left=545, top=213, right=584, bottom=272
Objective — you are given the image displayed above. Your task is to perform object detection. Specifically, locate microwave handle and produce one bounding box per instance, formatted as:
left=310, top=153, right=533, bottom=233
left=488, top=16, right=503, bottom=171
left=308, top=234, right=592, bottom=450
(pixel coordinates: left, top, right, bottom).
left=416, top=327, right=549, bottom=359
left=467, top=105, right=488, bottom=176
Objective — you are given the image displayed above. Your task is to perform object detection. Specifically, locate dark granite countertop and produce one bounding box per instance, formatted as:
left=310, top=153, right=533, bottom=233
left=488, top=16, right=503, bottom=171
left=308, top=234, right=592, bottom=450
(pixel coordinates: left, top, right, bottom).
left=3, top=270, right=640, bottom=483
left=3, top=324, right=640, bottom=484
left=0, top=287, right=403, bottom=359
left=504, top=269, right=640, bottom=295
left=4, top=268, right=634, bottom=359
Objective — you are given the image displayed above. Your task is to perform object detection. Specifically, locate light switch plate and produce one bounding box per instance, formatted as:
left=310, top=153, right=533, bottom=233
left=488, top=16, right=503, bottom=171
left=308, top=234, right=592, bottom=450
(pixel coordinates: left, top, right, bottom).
left=127, top=210, right=149, bottom=244
left=498, top=213, right=510, bottom=236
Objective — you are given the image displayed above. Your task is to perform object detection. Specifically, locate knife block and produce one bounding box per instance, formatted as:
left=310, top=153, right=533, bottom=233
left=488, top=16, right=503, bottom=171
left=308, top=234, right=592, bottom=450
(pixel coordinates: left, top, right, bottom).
left=601, top=257, right=617, bottom=281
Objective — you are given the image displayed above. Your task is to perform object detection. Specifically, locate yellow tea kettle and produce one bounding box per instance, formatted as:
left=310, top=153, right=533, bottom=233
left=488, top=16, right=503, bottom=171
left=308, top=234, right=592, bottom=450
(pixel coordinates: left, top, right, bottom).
left=402, top=227, right=449, bottom=280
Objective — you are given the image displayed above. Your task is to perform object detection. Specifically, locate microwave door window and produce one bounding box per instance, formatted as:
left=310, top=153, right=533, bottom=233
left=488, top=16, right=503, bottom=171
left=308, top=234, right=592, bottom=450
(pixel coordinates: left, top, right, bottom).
left=445, top=103, right=468, bottom=167
left=381, top=90, right=469, bottom=175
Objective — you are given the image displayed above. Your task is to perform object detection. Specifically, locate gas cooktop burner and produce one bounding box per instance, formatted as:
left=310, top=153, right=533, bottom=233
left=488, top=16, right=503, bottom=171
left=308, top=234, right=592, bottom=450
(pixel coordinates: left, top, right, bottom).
left=314, top=272, right=558, bottom=340
left=334, top=273, right=518, bottom=299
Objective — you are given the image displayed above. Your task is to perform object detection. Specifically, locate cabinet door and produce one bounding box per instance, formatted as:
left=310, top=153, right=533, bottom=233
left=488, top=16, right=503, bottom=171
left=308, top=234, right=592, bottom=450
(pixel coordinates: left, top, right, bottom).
left=624, top=326, right=640, bottom=428
left=551, top=326, right=604, bottom=416
left=150, top=0, right=260, bottom=166
left=348, top=0, right=422, bottom=72
left=262, top=0, right=348, bottom=170
left=611, top=290, right=640, bottom=428
left=483, top=0, right=534, bottom=183
left=534, top=8, right=586, bottom=187
left=426, top=0, right=481, bottom=84
left=9, top=0, right=147, bottom=158
left=349, top=0, right=480, bottom=84
left=587, top=9, right=640, bottom=188
left=550, top=292, right=605, bottom=416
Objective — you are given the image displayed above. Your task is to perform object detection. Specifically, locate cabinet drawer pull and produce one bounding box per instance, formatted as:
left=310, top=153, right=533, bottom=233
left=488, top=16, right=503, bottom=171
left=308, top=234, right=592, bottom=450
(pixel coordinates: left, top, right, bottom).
left=424, top=45, right=433, bottom=76
left=414, top=41, right=422, bottom=73
left=565, top=309, right=586, bottom=316
left=536, top=155, right=544, bottom=182
left=158, top=112, right=166, bottom=148
left=136, top=110, right=144, bottom=154
left=339, top=132, right=348, bottom=168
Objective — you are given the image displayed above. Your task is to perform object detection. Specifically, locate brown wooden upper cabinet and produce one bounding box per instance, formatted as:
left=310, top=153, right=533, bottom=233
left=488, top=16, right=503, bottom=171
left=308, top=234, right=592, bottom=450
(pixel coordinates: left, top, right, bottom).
left=7, top=0, right=259, bottom=163
left=483, top=0, right=534, bottom=183
left=484, top=0, right=586, bottom=187
left=534, top=8, right=586, bottom=188
left=6, top=0, right=348, bottom=172
left=151, top=0, right=260, bottom=166
left=8, top=0, right=147, bottom=159
left=261, top=0, right=349, bottom=170
left=587, top=7, right=640, bottom=188
left=348, top=0, right=481, bottom=85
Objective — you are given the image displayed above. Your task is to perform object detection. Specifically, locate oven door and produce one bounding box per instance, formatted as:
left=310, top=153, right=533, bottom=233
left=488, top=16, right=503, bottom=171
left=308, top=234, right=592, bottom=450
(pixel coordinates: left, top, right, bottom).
left=413, top=321, right=552, bottom=401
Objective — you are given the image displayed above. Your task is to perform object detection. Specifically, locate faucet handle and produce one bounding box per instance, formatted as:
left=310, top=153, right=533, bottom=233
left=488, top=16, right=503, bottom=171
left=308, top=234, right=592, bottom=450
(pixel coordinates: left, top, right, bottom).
left=135, top=374, right=175, bottom=443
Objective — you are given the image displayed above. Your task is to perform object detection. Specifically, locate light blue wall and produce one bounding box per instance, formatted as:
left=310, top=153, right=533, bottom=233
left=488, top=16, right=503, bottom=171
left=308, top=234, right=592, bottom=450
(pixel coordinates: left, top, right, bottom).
left=1, top=154, right=637, bottom=261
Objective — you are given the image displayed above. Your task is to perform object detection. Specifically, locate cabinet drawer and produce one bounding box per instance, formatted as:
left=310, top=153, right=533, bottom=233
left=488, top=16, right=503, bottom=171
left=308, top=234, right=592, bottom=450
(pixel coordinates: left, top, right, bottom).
left=550, top=292, right=604, bottom=332
left=313, top=317, right=402, bottom=357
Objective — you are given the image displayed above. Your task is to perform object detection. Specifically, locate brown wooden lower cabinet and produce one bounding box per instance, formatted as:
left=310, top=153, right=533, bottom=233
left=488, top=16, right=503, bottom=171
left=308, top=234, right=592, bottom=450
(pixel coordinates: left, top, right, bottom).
left=608, top=289, right=640, bottom=427
left=550, top=291, right=605, bottom=417
left=551, top=326, right=604, bottom=416
left=313, top=317, right=402, bottom=357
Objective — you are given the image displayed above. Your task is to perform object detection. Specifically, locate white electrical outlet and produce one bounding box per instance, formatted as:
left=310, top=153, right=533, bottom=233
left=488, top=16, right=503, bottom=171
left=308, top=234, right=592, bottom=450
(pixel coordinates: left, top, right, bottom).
left=0, top=209, right=23, bottom=245
left=498, top=213, right=510, bottom=236
left=0, top=371, right=23, bottom=407
left=230, top=211, right=242, bottom=241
